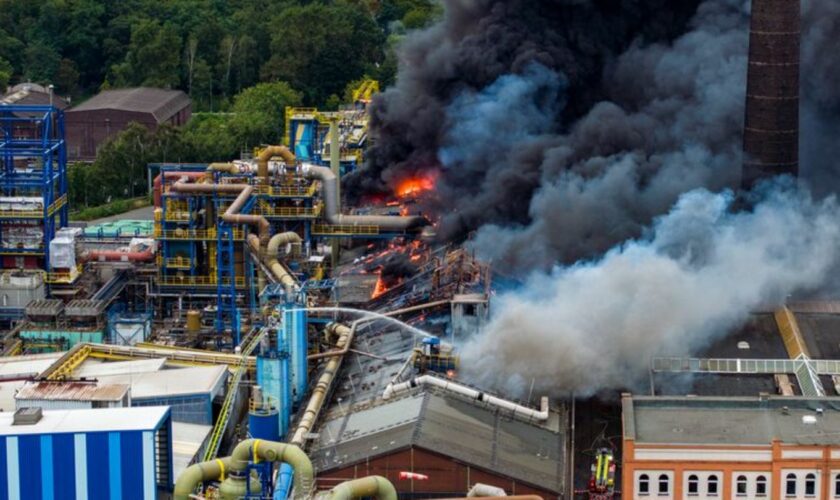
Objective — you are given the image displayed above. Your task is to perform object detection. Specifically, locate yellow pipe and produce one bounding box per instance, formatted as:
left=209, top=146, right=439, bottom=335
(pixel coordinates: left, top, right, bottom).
left=319, top=476, right=397, bottom=500
left=257, top=145, right=296, bottom=183
left=206, top=162, right=240, bottom=174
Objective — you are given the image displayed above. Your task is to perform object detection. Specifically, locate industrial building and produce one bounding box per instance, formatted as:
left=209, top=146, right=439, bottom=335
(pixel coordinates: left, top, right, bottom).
left=622, top=394, right=840, bottom=500
left=65, top=87, right=191, bottom=161
left=0, top=406, right=173, bottom=499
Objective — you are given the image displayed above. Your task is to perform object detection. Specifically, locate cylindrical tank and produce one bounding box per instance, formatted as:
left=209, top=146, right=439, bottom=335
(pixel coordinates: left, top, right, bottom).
left=742, top=0, right=800, bottom=188
left=186, top=310, right=201, bottom=333
left=248, top=408, right=280, bottom=442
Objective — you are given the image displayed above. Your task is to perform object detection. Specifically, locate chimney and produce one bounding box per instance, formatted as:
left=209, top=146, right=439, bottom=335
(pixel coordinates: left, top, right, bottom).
left=741, top=0, right=801, bottom=189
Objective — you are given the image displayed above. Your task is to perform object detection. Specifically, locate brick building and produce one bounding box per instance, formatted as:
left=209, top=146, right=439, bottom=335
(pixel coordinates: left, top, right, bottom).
left=622, top=394, right=840, bottom=500
left=65, top=87, right=190, bottom=161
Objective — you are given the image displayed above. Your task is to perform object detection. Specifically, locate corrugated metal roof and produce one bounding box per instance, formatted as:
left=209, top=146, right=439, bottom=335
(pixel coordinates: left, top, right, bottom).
left=68, top=87, right=190, bottom=122
left=74, top=358, right=166, bottom=378
left=310, top=390, right=566, bottom=493
left=16, top=381, right=129, bottom=402
left=0, top=406, right=169, bottom=435
left=96, top=365, right=227, bottom=399
left=0, top=352, right=63, bottom=379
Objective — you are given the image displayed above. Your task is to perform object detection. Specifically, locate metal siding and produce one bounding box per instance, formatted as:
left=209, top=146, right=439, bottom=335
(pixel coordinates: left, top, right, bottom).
left=108, top=432, right=121, bottom=500
left=40, top=435, right=53, bottom=500
left=0, top=435, right=7, bottom=500
left=142, top=431, right=155, bottom=500
left=120, top=431, right=144, bottom=500
left=52, top=433, right=75, bottom=500
left=73, top=434, right=87, bottom=500
left=18, top=435, right=40, bottom=499
left=5, top=437, right=17, bottom=500
left=86, top=432, right=110, bottom=500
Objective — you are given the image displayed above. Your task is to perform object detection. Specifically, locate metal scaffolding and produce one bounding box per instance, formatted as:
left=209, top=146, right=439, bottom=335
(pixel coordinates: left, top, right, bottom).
left=0, top=105, right=68, bottom=274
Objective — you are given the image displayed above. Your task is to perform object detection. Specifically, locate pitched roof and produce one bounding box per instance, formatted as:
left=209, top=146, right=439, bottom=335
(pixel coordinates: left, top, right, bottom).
left=68, top=87, right=190, bottom=122
left=310, top=390, right=567, bottom=493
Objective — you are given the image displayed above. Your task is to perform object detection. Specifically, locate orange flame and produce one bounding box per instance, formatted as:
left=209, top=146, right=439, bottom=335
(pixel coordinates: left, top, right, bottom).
left=371, top=274, right=388, bottom=299
left=396, top=173, right=437, bottom=198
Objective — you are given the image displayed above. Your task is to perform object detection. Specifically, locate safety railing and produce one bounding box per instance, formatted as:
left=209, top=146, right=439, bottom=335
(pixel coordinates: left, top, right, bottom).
left=157, top=275, right=246, bottom=288
left=312, top=224, right=380, bottom=236
left=163, top=257, right=192, bottom=269
left=45, top=264, right=83, bottom=284
left=153, top=227, right=244, bottom=241
left=253, top=203, right=322, bottom=218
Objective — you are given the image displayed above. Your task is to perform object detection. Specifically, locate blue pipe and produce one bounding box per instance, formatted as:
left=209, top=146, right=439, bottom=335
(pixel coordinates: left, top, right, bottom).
left=274, top=464, right=294, bottom=500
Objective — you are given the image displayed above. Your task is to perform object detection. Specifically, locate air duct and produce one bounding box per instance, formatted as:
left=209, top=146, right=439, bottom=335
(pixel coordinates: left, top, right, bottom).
left=383, top=375, right=550, bottom=422
left=741, top=0, right=800, bottom=188
left=173, top=439, right=314, bottom=500
left=301, top=164, right=428, bottom=231
left=317, top=476, right=398, bottom=500
left=291, top=321, right=354, bottom=446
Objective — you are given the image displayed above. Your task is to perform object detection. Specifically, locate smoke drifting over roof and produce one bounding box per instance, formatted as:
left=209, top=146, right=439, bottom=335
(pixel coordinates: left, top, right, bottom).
left=462, top=182, right=840, bottom=396
left=361, top=0, right=840, bottom=394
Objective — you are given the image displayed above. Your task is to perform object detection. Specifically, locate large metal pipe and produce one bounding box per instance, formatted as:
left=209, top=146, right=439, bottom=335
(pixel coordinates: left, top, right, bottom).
left=258, top=145, right=296, bottom=183
left=318, top=476, right=398, bottom=500
left=86, top=249, right=155, bottom=262
left=247, top=233, right=299, bottom=295
left=291, top=321, right=354, bottom=446
left=383, top=375, right=550, bottom=422
left=173, top=457, right=233, bottom=500
left=229, top=439, right=314, bottom=498
left=301, top=164, right=428, bottom=231
left=153, top=171, right=205, bottom=207
left=171, top=181, right=270, bottom=246
left=206, top=162, right=240, bottom=175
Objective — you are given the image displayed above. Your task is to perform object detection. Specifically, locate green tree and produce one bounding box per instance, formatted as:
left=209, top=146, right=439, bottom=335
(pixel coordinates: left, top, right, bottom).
left=0, top=57, right=11, bottom=90
left=111, top=19, right=182, bottom=88
left=229, top=81, right=303, bottom=148
left=23, top=41, right=61, bottom=83
left=261, top=3, right=385, bottom=104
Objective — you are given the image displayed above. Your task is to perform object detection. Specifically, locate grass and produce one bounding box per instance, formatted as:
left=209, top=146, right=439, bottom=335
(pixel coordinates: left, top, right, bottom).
left=69, top=196, right=150, bottom=222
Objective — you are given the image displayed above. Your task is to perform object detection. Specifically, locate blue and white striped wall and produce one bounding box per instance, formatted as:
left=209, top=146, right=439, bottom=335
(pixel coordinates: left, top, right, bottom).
left=0, top=418, right=171, bottom=500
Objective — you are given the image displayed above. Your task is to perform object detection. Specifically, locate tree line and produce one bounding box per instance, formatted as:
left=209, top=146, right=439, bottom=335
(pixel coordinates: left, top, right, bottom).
left=0, top=0, right=440, bottom=108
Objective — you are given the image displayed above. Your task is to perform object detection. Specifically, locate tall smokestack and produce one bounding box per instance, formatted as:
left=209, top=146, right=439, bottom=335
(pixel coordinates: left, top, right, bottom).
left=742, top=0, right=801, bottom=188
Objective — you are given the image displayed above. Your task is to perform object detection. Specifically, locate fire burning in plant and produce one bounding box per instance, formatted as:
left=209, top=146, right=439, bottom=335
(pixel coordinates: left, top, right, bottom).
left=395, top=173, right=437, bottom=199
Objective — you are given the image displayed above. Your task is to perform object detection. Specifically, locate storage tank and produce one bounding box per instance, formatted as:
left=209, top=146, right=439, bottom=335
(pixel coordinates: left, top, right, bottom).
left=186, top=310, right=201, bottom=333
left=248, top=386, right=280, bottom=442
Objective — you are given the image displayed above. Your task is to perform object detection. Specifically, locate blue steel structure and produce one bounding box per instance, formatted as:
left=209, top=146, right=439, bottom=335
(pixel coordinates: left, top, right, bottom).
left=0, top=105, right=68, bottom=273
left=0, top=406, right=173, bottom=500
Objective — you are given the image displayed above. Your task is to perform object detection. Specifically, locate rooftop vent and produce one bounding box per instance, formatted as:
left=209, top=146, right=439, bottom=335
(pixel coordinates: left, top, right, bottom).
left=802, top=415, right=817, bottom=425
left=12, top=407, right=42, bottom=426
left=737, top=341, right=750, bottom=350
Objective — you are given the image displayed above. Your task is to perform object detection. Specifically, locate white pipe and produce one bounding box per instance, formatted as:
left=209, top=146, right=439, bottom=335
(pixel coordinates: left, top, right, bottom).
left=382, top=375, right=549, bottom=421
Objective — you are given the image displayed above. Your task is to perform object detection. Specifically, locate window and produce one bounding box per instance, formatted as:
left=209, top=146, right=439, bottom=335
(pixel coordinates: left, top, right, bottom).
left=834, top=474, right=840, bottom=497
left=736, top=475, right=748, bottom=496
left=805, top=473, right=816, bottom=497
left=658, top=474, right=669, bottom=496
left=639, top=474, right=650, bottom=495
left=708, top=475, right=719, bottom=496
left=787, top=473, right=798, bottom=497
left=687, top=475, right=699, bottom=496
left=756, top=475, right=767, bottom=497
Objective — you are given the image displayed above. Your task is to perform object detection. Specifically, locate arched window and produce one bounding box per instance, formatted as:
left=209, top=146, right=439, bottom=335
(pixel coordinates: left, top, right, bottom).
left=639, top=474, right=650, bottom=495
left=687, top=475, right=699, bottom=495
left=736, top=475, right=748, bottom=496
left=834, top=474, right=840, bottom=498
left=658, top=474, right=670, bottom=495
left=708, top=475, right=719, bottom=496
left=787, top=473, right=798, bottom=497
left=805, top=473, right=817, bottom=496
left=756, top=475, right=768, bottom=497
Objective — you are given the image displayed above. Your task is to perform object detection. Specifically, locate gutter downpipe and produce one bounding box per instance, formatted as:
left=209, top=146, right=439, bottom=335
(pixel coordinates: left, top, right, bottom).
left=383, top=375, right=550, bottom=422
left=300, top=164, right=428, bottom=231
left=318, top=476, right=398, bottom=500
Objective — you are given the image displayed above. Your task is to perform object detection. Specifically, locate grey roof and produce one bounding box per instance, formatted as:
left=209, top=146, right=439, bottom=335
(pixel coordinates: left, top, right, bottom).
left=624, top=394, right=840, bottom=446
left=310, top=390, right=566, bottom=493
left=68, top=87, right=189, bottom=122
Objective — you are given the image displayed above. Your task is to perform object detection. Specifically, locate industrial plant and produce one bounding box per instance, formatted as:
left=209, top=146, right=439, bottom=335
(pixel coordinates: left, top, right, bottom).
left=0, top=0, right=838, bottom=499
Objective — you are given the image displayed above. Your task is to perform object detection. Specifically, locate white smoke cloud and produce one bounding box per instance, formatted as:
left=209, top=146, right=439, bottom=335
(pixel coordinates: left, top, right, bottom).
left=461, top=182, right=840, bottom=396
